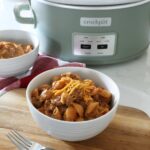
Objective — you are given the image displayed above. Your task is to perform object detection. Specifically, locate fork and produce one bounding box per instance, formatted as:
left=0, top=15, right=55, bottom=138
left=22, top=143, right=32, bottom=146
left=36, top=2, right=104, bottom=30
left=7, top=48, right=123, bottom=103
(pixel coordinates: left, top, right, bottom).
left=7, top=130, right=54, bottom=150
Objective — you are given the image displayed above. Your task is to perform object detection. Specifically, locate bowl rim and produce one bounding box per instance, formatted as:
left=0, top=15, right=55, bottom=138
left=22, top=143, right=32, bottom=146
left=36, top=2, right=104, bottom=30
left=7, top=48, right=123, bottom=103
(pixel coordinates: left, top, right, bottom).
left=0, top=29, right=39, bottom=62
left=26, top=67, right=120, bottom=124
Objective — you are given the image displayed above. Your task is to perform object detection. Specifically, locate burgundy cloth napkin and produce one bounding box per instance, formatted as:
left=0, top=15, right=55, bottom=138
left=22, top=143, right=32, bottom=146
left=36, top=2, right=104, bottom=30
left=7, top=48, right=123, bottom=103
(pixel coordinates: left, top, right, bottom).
left=0, top=55, right=85, bottom=96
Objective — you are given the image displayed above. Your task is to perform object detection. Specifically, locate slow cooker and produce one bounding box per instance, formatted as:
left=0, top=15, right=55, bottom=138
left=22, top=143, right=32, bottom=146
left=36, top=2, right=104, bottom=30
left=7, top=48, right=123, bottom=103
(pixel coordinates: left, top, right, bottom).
left=14, top=0, right=150, bottom=65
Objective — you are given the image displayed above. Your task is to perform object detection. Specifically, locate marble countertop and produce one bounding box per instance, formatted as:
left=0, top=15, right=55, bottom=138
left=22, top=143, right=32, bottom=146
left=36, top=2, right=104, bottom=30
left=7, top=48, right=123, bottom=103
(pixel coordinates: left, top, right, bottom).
left=1, top=0, right=150, bottom=117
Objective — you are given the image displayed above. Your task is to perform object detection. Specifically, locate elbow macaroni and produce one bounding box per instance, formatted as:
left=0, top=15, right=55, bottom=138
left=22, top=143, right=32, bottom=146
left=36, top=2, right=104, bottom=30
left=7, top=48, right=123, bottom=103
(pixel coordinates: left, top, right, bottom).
left=31, top=72, right=112, bottom=121
left=0, top=41, right=33, bottom=59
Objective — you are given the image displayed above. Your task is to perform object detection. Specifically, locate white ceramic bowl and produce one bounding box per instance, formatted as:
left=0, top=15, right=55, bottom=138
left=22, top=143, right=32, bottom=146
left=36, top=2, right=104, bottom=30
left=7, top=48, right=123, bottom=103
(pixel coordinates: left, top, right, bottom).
left=0, top=30, right=39, bottom=77
left=26, top=67, right=120, bottom=141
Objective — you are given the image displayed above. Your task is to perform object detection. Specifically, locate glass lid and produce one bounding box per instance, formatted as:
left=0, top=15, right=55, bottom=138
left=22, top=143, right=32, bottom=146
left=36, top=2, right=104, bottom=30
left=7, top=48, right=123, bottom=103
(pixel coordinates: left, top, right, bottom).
left=45, top=0, right=144, bottom=5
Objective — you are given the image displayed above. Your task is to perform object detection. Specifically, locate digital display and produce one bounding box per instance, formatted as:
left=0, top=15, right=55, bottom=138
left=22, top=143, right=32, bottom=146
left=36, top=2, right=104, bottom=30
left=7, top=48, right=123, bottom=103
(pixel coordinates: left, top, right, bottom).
left=81, top=44, right=91, bottom=49
left=97, top=44, right=108, bottom=49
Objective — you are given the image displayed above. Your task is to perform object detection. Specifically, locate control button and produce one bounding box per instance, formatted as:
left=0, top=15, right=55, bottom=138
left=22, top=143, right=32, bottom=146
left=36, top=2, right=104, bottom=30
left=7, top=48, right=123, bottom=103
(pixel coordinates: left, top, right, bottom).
left=81, top=44, right=91, bottom=49
left=97, top=44, right=108, bottom=49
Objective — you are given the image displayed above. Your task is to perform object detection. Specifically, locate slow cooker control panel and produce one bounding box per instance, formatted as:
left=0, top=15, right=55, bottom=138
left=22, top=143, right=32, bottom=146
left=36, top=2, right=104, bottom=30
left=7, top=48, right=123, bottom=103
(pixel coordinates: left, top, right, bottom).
left=73, top=33, right=117, bottom=56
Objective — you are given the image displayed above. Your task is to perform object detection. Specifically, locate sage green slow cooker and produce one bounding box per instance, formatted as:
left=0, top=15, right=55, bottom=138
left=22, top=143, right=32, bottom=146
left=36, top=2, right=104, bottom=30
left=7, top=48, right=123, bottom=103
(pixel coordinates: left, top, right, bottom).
left=14, top=0, right=150, bottom=65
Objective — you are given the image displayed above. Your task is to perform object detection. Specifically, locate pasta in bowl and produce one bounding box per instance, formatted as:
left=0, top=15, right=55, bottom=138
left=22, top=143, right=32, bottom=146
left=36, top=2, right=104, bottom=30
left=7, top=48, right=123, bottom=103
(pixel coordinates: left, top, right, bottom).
left=31, top=72, right=112, bottom=121
left=26, top=67, right=120, bottom=141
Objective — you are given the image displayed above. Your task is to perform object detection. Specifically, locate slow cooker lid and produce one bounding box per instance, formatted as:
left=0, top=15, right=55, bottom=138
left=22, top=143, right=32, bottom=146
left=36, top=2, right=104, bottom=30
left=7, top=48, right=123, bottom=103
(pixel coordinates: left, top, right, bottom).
left=45, top=0, right=144, bottom=5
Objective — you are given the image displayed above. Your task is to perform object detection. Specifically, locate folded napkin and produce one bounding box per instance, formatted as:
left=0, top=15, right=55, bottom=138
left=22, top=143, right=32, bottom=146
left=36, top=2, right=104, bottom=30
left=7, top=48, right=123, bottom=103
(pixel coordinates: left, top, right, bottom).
left=0, top=55, right=85, bottom=96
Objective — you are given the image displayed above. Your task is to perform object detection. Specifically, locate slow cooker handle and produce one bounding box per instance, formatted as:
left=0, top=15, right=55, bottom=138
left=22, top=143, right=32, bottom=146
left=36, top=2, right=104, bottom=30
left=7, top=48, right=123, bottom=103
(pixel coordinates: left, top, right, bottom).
left=14, top=2, right=35, bottom=25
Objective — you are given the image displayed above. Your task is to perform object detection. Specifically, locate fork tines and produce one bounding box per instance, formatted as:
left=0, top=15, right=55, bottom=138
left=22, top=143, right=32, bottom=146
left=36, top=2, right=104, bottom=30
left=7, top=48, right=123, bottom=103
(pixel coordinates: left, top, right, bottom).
left=7, top=130, right=32, bottom=150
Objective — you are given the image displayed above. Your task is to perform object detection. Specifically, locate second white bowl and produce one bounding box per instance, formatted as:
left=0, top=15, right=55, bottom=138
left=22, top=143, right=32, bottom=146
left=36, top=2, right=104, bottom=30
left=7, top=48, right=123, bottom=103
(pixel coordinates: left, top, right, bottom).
left=0, top=30, right=39, bottom=77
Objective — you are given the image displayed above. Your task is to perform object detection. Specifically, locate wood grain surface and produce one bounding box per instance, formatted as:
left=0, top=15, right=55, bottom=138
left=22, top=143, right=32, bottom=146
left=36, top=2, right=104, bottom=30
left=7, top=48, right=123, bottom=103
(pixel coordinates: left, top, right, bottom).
left=0, top=89, right=150, bottom=150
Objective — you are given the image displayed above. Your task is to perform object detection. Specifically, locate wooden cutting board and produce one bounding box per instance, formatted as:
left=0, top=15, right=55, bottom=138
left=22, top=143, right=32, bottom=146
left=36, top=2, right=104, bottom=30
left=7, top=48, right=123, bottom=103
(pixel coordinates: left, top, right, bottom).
left=0, top=89, right=150, bottom=150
